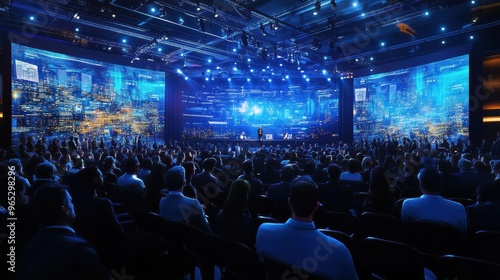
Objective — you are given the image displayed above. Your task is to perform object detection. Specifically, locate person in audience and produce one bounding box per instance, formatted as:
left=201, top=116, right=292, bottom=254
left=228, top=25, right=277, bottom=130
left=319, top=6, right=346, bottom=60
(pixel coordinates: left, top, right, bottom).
left=467, top=179, right=500, bottom=234
left=266, top=164, right=295, bottom=204
left=365, top=161, right=395, bottom=215
left=394, top=160, right=420, bottom=198
left=438, top=159, right=467, bottom=198
left=237, top=159, right=264, bottom=196
left=193, top=157, right=221, bottom=191
left=318, top=163, right=354, bottom=213
left=255, top=180, right=359, bottom=280
left=159, top=166, right=212, bottom=233
left=27, top=161, right=59, bottom=199
left=212, top=179, right=254, bottom=246
left=100, top=156, right=119, bottom=185
left=401, top=167, right=467, bottom=236
left=181, top=161, right=198, bottom=199
left=137, top=157, right=153, bottom=182
left=143, top=164, right=167, bottom=213
left=19, top=184, right=111, bottom=280
left=340, top=158, right=363, bottom=182
left=453, top=158, right=483, bottom=199
left=117, top=156, right=145, bottom=204
left=490, top=131, right=500, bottom=159
left=70, top=165, right=128, bottom=269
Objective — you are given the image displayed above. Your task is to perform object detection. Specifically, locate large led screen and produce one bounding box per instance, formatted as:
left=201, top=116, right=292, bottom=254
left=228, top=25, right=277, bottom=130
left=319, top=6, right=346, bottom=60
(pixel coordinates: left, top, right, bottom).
left=11, top=43, right=166, bottom=147
left=353, top=54, right=469, bottom=142
left=182, top=83, right=339, bottom=140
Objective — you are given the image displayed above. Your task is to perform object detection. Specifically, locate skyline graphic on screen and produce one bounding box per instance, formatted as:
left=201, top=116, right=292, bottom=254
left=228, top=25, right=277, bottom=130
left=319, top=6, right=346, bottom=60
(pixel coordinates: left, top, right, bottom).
left=182, top=83, right=339, bottom=140
left=353, top=54, right=469, bottom=143
left=11, top=43, right=166, bottom=147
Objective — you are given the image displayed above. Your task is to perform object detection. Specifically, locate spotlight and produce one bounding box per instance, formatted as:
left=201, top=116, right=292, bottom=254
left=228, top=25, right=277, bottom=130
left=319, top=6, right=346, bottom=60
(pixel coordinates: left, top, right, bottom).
left=196, top=2, right=201, bottom=11
left=213, top=7, right=219, bottom=17
left=313, top=0, right=321, bottom=15
left=273, top=21, right=279, bottom=30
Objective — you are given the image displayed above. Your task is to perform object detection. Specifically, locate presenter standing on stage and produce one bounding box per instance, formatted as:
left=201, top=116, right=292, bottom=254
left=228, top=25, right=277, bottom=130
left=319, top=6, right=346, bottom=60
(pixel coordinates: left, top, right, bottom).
left=257, top=126, right=264, bottom=141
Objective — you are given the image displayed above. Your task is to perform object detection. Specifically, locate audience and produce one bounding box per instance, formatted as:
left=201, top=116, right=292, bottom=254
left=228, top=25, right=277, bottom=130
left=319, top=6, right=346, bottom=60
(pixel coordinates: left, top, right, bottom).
left=5, top=133, right=499, bottom=279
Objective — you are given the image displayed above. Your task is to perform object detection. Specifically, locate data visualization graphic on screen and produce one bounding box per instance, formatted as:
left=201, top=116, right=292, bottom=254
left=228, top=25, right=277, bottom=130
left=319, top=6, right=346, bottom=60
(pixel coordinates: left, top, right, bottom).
left=181, top=83, right=339, bottom=140
left=353, top=54, right=469, bottom=142
left=11, top=43, right=166, bottom=146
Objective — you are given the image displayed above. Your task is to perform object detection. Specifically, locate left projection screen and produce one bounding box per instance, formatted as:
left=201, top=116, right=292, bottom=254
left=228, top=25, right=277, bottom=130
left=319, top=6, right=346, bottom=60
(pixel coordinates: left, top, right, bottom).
left=11, top=43, right=166, bottom=147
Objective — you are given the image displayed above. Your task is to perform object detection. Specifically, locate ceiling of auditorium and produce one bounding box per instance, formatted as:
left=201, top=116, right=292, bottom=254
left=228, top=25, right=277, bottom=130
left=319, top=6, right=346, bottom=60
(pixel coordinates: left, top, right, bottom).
left=1, top=0, right=500, bottom=78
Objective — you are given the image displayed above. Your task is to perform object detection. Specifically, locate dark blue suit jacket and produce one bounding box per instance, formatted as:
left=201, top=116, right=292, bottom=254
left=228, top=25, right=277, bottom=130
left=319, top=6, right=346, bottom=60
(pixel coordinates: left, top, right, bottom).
left=19, top=227, right=110, bottom=280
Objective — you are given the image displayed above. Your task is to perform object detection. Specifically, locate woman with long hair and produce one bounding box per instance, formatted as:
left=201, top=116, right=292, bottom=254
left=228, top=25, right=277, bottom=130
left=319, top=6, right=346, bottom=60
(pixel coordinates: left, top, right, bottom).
left=212, top=179, right=254, bottom=246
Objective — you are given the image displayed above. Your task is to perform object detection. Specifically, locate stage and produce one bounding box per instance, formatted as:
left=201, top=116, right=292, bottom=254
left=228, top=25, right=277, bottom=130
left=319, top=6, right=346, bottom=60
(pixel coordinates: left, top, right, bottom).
left=180, top=138, right=337, bottom=150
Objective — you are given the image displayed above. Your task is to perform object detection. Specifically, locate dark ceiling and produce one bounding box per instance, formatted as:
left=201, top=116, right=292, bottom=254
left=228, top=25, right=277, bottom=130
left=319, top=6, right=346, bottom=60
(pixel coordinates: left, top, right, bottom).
left=1, top=0, right=500, bottom=78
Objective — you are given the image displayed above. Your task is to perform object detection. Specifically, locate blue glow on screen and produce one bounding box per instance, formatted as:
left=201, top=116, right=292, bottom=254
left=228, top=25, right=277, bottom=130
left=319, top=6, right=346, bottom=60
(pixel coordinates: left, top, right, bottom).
left=182, top=84, right=339, bottom=140
left=11, top=43, right=166, bottom=146
left=353, top=54, right=469, bottom=142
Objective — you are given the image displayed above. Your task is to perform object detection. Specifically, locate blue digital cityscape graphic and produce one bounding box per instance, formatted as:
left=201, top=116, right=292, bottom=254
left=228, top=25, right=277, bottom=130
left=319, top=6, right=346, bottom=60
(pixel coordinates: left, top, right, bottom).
left=181, top=83, right=340, bottom=140
left=353, top=54, right=469, bottom=143
left=11, top=43, right=166, bottom=147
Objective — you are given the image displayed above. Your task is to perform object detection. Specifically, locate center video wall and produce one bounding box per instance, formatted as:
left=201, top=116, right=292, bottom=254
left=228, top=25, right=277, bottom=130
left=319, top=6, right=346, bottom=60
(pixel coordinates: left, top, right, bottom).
left=353, top=54, right=469, bottom=143
left=11, top=43, right=166, bottom=147
left=181, top=82, right=339, bottom=140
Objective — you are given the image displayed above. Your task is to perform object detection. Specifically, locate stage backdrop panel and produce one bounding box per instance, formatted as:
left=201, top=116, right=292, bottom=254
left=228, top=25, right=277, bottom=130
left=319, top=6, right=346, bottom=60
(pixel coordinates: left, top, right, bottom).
left=353, top=54, right=469, bottom=143
left=11, top=43, right=166, bottom=147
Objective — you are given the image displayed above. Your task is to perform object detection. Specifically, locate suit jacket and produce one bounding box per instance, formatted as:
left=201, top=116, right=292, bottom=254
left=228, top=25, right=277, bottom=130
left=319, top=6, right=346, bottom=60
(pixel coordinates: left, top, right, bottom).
left=256, top=219, right=359, bottom=280
left=19, top=227, right=110, bottom=280
left=467, top=201, right=500, bottom=234
left=267, top=181, right=292, bottom=204
left=159, top=191, right=212, bottom=234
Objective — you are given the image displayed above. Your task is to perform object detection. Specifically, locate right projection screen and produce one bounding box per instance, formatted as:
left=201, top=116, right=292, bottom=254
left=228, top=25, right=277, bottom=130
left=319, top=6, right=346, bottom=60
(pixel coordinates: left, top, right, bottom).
left=353, top=54, right=469, bottom=143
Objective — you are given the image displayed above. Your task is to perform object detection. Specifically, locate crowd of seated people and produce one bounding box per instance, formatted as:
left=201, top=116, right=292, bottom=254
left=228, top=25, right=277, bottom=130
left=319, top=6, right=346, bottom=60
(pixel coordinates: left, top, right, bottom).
left=2, top=133, right=500, bottom=279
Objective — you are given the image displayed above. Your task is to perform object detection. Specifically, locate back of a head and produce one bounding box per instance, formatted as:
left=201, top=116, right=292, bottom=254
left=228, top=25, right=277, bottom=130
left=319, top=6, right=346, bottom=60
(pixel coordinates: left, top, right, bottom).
left=347, top=158, right=361, bottom=173
left=241, top=159, right=253, bottom=174
left=289, top=180, right=318, bottom=218
left=304, top=160, right=316, bottom=175
left=103, top=156, right=115, bottom=169
left=142, top=157, right=153, bottom=170
left=458, top=158, right=473, bottom=172
left=165, top=165, right=186, bottom=191
left=280, top=164, right=295, bottom=182
left=35, top=161, right=57, bottom=181
left=418, top=167, right=441, bottom=193
left=437, top=159, right=452, bottom=174
left=223, top=179, right=250, bottom=214
left=202, top=157, right=217, bottom=171
left=124, top=156, right=140, bottom=174
left=32, top=184, right=69, bottom=226
left=327, top=163, right=342, bottom=181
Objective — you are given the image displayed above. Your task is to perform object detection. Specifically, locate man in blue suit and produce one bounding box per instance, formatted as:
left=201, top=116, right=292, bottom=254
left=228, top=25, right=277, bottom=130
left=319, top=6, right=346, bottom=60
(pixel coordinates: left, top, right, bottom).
left=256, top=180, right=359, bottom=280
left=19, top=184, right=110, bottom=280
